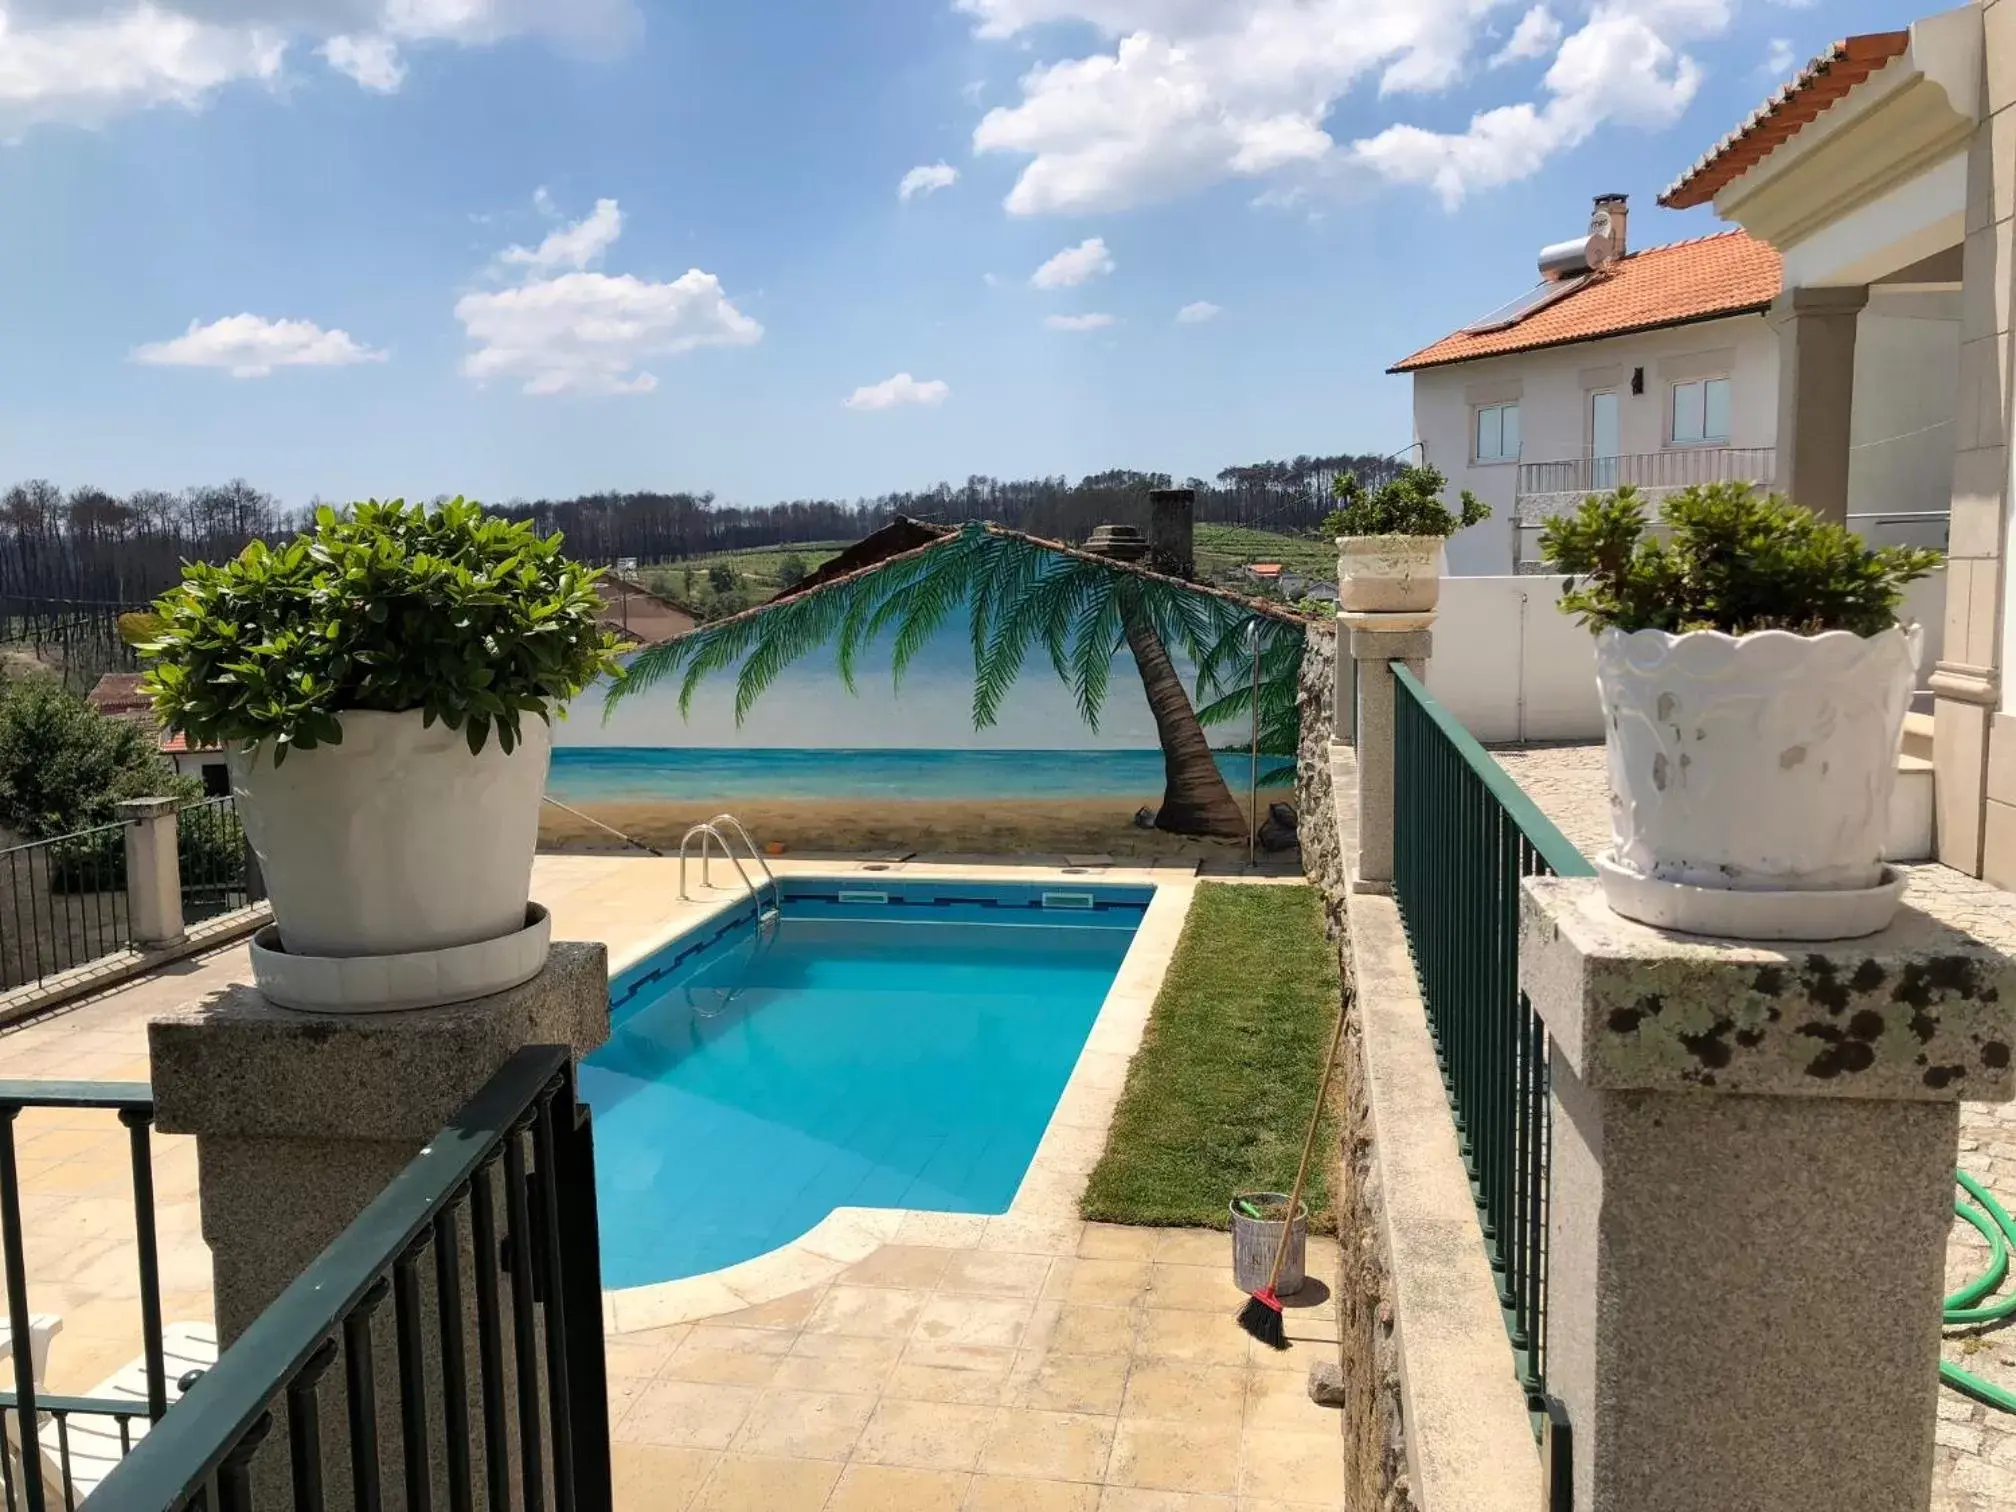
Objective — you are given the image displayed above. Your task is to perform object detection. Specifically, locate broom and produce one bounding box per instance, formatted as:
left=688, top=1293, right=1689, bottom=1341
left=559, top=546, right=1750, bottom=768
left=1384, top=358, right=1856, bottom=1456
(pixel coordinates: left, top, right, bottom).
left=1236, top=986, right=1349, bottom=1349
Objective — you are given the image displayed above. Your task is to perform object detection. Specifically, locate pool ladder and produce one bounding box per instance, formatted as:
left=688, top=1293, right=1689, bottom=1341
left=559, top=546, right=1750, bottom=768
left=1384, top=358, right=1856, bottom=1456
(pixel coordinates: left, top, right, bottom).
left=679, top=814, right=781, bottom=926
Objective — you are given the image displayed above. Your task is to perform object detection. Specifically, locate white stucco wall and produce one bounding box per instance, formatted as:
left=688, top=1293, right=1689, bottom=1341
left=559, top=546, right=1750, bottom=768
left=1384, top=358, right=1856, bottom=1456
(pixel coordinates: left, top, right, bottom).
left=1423, top=576, right=1604, bottom=742
left=1846, top=287, right=1962, bottom=548
left=1408, top=312, right=1780, bottom=574
left=1425, top=570, right=1947, bottom=746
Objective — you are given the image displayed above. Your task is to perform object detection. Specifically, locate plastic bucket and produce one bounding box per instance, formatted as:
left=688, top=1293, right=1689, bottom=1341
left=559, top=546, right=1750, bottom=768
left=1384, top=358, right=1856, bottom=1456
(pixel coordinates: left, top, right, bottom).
left=1230, top=1191, right=1309, bottom=1296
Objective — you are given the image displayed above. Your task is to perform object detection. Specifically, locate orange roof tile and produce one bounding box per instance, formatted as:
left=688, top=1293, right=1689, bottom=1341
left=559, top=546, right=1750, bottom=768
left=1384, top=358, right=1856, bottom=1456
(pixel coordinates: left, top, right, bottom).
left=1660, top=32, right=1911, bottom=210
left=1387, top=230, right=1781, bottom=373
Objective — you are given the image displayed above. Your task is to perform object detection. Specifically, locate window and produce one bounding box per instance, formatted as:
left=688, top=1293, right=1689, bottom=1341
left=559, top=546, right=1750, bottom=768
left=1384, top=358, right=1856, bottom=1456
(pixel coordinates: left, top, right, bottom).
left=1671, top=376, right=1731, bottom=445
left=1474, top=401, right=1520, bottom=463
left=202, top=763, right=229, bottom=798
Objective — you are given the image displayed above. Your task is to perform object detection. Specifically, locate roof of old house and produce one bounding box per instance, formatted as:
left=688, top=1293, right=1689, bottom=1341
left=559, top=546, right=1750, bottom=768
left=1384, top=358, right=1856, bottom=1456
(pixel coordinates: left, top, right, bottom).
left=767, top=517, right=956, bottom=604
left=1387, top=229, right=1782, bottom=373
left=596, top=575, right=699, bottom=648
left=86, top=672, right=223, bottom=757
left=1660, top=32, right=1912, bottom=210
left=85, top=672, right=150, bottom=719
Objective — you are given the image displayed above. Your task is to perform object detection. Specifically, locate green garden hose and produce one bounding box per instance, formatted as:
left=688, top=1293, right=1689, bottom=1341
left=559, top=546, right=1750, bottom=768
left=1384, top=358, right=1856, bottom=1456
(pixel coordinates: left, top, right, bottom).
left=1943, top=1171, right=2016, bottom=1413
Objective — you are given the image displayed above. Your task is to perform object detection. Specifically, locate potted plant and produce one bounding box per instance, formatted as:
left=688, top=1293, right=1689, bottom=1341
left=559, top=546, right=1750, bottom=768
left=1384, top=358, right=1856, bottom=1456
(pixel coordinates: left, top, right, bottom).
left=139, top=500, right=622, bottom=1003
left=1323, top=463, right=1490, bottom=613
left=1540, top=483, right=1941, bottom=940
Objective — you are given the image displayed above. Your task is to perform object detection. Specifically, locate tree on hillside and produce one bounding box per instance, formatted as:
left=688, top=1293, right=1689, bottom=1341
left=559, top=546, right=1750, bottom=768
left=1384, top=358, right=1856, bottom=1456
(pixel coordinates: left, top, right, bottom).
left=613, top=525, right=1305, bottom=839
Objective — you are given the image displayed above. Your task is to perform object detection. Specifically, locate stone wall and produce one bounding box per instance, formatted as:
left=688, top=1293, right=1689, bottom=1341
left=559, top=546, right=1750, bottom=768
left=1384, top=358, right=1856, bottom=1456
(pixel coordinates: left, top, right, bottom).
left=1296, top=621, right=1346, bottom=931
left=1294, top=621, right=1419, bottom=1512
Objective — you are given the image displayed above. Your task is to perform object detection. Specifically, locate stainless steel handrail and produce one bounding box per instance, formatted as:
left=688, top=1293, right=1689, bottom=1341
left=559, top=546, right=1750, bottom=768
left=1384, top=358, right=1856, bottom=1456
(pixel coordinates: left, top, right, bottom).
left=704, top=813, right=779, bottom=896
left=678, top=823, right=763, bottom=908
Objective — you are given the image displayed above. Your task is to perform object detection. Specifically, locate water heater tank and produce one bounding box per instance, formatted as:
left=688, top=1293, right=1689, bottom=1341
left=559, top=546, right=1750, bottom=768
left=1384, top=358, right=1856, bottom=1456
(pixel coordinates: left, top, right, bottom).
left=1537, top=230, right=1612, bottom=282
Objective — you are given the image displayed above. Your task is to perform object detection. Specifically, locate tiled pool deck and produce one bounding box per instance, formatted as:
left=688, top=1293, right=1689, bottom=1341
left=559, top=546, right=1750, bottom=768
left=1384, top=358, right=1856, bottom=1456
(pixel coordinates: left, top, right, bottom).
left=0, top=854, right=1348, bottom=1511
left=1494, top=743, right=2016, bottom=1512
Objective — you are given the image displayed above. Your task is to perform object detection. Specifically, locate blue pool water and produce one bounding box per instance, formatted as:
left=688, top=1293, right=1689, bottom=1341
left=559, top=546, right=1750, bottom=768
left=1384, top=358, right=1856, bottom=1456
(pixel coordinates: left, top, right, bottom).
left=581, top=880, right=1150, bottom=1288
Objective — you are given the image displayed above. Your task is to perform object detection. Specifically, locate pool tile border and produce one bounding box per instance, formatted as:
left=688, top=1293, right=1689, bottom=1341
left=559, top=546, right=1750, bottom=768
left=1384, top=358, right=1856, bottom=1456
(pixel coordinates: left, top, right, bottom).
left=600, top=871, right=1197, bottom=1334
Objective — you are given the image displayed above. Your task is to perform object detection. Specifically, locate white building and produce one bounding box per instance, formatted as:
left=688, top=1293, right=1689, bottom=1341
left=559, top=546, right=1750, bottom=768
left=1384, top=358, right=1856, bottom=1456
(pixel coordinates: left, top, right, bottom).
left=1389, top=193, right=1962, bottom=576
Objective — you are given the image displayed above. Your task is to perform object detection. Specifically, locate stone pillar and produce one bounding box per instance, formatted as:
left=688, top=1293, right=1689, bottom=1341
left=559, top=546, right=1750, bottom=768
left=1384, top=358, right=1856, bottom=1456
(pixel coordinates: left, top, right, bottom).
left=1769, top=285, right=1867, bottom=524
left=1953, top=0, right=2014, bottom=880
left=116, top=796, right=184, bottom=948
left=1147, top=488, right=1196, bottom=579
left=148, top=944, right=612, bottom=1512
left=1344, top=611, right=1432, bottom=891
left=1332, top=622, right=1356, bottom=746
left=1520, top=877, right=2014, bottom=1512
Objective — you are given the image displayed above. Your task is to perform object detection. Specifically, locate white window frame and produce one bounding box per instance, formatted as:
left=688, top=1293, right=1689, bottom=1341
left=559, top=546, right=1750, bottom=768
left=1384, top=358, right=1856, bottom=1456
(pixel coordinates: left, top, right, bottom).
left=1668, top=375, right=1732, bottom=447
left=1473, top=400, right=1521, bottom=465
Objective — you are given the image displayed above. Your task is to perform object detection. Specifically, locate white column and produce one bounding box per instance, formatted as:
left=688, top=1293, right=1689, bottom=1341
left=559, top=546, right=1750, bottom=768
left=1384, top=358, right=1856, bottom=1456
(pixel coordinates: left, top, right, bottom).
left=117, top=796, right=184, bottom=948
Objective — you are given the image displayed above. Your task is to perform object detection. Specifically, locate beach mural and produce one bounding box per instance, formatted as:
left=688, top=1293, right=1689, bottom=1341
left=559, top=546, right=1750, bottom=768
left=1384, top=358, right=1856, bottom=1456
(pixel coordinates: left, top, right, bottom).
left=542, top=524, right=1308, bottom=859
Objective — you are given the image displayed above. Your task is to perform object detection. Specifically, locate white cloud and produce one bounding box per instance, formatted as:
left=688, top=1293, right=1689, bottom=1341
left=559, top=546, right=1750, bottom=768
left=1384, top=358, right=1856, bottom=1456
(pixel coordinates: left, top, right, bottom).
left=458, top=195, right=760, bottom=396
left=844, top=373, right=951, bottom=410
left=898, top=162, right=960, bottom=200
left=457, top=272, right=760, bottom=395
left=1045, top=312, right=1116, bottom=331
left=0, top=6, right=288, bottom=131
left=1761, top=36, right=1796, bottom=76
left=0, top=1, right=638, bottom=130
left=499, top=197, right=623, bottom=275
left=964, top=0, right=1735, bottom=214
left=1765, top=0, right=1815, bottom=7
left=1175, top=300, right=1220, bottom=324
left=321, top=33, right=404, bottom=90
left=131, top=313, right=387, bottom=378
left=1030, top=236, right=1115, bottom=289
left=1490, top=5, right=1562, bottom=67
left=1352, top=0, right=1729, bottom=208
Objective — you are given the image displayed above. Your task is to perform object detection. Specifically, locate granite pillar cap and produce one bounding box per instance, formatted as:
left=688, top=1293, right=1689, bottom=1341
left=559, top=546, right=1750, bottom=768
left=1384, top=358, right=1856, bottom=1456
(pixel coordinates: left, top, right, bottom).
left=148, top=940, right=611, bottom=1141
left=1519, top=876, right=2016, bottom=1101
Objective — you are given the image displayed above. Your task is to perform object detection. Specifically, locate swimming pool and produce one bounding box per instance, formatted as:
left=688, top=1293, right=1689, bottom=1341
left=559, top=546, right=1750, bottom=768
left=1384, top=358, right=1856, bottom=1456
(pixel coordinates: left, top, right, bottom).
left=582, top=878, right=1151, bottom=1288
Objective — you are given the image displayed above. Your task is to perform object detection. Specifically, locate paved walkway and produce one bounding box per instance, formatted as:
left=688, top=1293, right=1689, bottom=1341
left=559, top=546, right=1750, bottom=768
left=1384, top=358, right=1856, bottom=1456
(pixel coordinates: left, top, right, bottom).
left=0, top=854, right=1347, bottom=1511
left=1495, top=742, right=2016, bottom=1511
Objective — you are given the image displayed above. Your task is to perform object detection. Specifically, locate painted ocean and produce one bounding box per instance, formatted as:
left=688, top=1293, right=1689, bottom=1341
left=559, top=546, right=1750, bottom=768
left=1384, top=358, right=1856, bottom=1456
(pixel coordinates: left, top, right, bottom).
left=547, top=747, right=1296, bottom=804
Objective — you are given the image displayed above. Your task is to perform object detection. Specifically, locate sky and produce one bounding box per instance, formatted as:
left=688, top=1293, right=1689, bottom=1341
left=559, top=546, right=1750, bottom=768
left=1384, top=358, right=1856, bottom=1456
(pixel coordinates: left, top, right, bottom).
left=0, top=0, right=1911, bottom=512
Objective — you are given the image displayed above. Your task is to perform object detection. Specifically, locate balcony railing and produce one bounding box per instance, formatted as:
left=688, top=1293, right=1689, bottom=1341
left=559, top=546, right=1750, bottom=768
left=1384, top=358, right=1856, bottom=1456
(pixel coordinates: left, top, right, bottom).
left=0, top=824, right=135, bottom=993
left=0, top=1079, right=170, bottom=1512
left=1515, top=446, right=1777, bottom=506
left=1390, top=664, right=1594, bottom=1422
left=90, top=1044, right=611, bottom=1512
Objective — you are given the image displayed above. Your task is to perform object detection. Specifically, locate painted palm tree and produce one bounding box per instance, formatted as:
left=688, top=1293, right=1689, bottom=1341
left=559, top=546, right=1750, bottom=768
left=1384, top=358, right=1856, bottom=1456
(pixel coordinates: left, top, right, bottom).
left=612, top=523, right=1306, bottom=840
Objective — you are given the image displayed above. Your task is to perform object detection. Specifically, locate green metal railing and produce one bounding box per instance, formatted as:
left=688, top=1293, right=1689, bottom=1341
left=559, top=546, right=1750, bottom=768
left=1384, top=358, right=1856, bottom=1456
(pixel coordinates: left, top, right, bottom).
left=1390, top=662, right=1594, bottom=1419
left=90, top=1045, right=613, bottom=1512
left=0, top=1080, right=168, bottom=1512
left=0, top=823, right=134, bottom=992
left=175, top=796, right=259, bottom=925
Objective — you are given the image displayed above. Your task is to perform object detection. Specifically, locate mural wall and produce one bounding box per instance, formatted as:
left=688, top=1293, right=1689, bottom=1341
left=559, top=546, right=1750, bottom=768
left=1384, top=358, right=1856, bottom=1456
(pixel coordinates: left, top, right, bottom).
left=541, top=526, right=1308, bottom=860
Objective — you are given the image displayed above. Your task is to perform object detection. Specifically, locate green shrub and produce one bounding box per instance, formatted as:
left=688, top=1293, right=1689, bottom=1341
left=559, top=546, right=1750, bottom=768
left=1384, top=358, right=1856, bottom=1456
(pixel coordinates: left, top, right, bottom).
left=1539, top=483, right=1942, bottom=637
left=1322, top=463, right=1490, bottom=539
left=0, top=679, right=193, bottom=838
left=138, top=499, right=625, bottom=764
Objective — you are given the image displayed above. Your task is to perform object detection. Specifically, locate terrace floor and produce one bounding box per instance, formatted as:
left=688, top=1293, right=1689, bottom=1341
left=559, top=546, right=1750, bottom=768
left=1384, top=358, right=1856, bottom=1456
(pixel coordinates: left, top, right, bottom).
left=0, top=853, right=1348, bottom=1512
left=1495, top=742, right=2016, bottom=1512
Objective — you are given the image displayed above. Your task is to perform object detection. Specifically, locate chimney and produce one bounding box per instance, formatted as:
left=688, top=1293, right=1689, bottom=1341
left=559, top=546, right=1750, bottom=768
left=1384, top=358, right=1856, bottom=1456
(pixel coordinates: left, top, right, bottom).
left=1083, top=524, right=1148, bottom=562
left=1594, top=193, right=1628, bottom=261
left=1147, top=487, right=1196, bottom=579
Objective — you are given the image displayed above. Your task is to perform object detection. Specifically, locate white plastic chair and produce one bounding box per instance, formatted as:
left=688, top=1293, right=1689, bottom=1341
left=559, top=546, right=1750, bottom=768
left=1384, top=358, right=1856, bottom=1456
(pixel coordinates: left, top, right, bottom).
left=11, top=1321, right=215, bottom=1507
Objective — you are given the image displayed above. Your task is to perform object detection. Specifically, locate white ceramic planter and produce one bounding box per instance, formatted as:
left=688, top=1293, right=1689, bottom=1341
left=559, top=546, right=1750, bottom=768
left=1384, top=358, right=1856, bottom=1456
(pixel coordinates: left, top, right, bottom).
left=1336, top=535, right=1442, bottom=613
left=231, top=709, right=553, bottom=960
left=1594, top=624, right=1921, bottom=940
